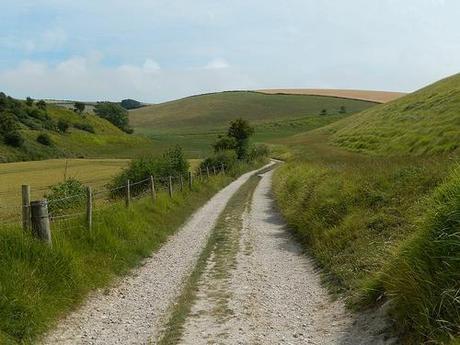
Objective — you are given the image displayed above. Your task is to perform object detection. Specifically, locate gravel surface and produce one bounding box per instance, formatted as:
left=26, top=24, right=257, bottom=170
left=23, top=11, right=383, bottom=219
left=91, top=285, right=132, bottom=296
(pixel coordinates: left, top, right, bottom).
left=177, top=169, right=397, bottom=345
left=40, top=163, right=274, bottom=345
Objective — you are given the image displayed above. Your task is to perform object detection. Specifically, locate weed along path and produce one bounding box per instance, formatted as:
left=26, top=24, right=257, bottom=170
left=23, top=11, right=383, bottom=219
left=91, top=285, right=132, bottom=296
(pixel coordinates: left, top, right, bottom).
left=40, top=162, right=275, bottom=345
left=160, top=168, right=396, bottom=345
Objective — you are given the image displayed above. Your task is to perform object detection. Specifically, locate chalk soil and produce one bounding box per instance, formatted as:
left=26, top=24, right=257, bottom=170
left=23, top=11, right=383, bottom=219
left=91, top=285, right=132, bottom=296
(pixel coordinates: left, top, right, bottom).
left=177, top=169, right=396, bottom=344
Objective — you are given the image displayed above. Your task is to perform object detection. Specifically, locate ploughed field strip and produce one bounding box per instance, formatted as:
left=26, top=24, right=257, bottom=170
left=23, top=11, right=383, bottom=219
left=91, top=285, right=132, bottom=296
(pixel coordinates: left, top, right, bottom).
left=168, top=169, right=396, bottom=345
left=40, top=163, right=275, bottom=345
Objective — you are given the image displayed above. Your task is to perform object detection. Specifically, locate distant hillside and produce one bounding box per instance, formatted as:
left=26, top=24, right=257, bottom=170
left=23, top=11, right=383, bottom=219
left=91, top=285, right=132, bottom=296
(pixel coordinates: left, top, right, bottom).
left=130, top=91, right=377, bottom=131
left=258, top=89, right=406, bottom=103
left=322, top=74, right=460, bottom=155
left=129, top=91, right=378, bottom=157
left=0, top=94, right=154, bottom=162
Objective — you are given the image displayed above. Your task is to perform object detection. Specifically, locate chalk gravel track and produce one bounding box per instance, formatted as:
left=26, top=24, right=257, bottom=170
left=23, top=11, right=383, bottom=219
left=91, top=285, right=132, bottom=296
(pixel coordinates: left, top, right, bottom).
left=42, top=164, right=396, bottom=345
left=41, top=162, right=275, bottom=345
left=178, top=169, right=397, bottom=345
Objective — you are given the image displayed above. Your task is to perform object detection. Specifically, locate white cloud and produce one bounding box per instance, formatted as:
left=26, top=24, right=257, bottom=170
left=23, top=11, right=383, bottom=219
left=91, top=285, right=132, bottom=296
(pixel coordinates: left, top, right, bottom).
left=0, top=56, right=256, bottom=102
left=204, top=58, right=230, bottom=70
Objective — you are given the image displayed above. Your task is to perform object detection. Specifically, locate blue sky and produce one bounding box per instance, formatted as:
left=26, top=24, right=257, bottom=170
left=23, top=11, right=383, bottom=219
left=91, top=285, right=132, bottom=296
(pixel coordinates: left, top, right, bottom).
left=1, top=0, right=459, bottom=102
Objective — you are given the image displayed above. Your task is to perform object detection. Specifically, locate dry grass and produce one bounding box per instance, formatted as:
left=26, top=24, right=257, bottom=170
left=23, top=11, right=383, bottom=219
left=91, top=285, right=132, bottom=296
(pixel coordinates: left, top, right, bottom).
left=257, top=89, right=406, bottom=103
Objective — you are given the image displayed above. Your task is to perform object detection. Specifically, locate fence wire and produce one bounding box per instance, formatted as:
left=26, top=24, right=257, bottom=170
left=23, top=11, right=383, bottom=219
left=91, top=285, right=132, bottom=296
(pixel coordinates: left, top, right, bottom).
left=0, top=163, right=226, bottom=235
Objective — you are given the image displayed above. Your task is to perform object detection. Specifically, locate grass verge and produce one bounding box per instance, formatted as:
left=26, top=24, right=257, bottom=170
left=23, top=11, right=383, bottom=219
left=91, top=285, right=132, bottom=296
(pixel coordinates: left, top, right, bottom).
left=272, top=136, right=459, bottom=344
left=0, top=162, right=263, bottom=344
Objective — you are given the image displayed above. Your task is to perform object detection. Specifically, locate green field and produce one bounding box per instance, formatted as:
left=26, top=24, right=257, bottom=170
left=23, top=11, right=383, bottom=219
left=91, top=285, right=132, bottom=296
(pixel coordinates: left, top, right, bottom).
left=272, top=75, right=460, bottom=344
left=130, top=91, right=377, bottom=157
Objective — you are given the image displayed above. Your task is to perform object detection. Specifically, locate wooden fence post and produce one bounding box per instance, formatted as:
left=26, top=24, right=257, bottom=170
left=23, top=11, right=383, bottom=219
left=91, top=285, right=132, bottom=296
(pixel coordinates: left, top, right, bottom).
left=188, top=171, right=193, bottom=190
left=22, top=185, right=31, bottom=231
left=168, top=176, right=173, bottom=197
left=86, top=186, right=93, bottom=231
left=180, top=174, right=184, bottom=192
left=213, top=166, right=216, bottom=175
left=221, top=163, right=225, bottom=174
left=206, top=166, right=210, bottom=178
left=150, top=176, right=156, bottom=201
left=30, top=200, right=52, bottom=245
left=126, top=180, right=131, bottom=207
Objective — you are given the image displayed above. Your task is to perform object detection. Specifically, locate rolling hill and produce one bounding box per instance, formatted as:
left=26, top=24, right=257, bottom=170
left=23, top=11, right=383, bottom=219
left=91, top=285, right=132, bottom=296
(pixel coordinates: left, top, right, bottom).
left=321, top=73, right=460, bottom=155
left=129, top=91, right=378, bottom=157
left=0, top=94, right=154, bottom=162
left=258, top=88, right=406, bottom=103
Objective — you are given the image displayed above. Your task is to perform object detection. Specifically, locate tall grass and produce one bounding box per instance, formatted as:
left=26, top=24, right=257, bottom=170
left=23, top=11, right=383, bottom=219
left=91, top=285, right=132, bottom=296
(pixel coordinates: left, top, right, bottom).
left=272, top=135, right=458, bottom=343
left=0, top=172, right=237, bottom=344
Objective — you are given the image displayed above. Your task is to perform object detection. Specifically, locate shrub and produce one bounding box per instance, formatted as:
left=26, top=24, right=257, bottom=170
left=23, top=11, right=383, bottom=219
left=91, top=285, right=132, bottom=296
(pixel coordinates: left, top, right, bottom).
left=73, top=123, right=95, bottom=133
left=25, top=97, right=34, bottom=106
left=199, top=150, right=238, bottom=172
left=246, top=144, right=270, bottom=162
left=110, top=146, right=189, bottom=198
left=37, top=133, right=52, bottom=146
left=57, top=119, right=70, bottom=133
left=36, top=100, right=47, bottom=110
left=45, top=178, right=86, bottom=215
left=320, top=109, right=328, bottom=115
left=120, top=99, right=142, bottom=110
left=74, top=102, right=85, bottom=115
left=94, top=103, right=131, bottom=133
left=4, top=131, right=24, bottom=147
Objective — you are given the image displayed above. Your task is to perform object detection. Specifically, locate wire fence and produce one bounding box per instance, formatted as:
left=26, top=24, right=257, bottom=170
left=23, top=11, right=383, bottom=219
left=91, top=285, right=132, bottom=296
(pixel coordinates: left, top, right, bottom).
left=0, top=163, right=226, bottom=244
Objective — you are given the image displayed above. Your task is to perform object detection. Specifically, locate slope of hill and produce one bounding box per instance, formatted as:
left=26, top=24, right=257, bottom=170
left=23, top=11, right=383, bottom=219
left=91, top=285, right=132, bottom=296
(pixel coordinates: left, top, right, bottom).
left=258, top=89, right=406, bottom=103
left=0, top=94, right=153, bottom=162
left=130, top=91, right=377, bottom=131
left=323, top=74, right=460, bottom=155
left=129, top=91, right=378, bottom=157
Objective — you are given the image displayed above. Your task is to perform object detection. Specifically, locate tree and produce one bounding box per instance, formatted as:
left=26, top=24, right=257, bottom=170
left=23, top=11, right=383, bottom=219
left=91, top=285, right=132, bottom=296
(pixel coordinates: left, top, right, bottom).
left=227, top=118, right=254, bottom=159
left=94, top=103, right=132, bottom=133
left=121, top=99, right=142, bottom=110
left=37, top=100, right=47, bottom=110
left=26, top=97, right=34, bottom=106
left=57, top=119, right=70, bottom=133
left=74, top=102, right=85, bottom=115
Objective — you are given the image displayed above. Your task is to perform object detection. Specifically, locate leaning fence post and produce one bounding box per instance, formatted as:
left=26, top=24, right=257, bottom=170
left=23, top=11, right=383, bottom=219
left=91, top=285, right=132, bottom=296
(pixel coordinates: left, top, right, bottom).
left=22, top=184, right=31, bottom=231
left=86, top=186, right=93, bottom=231
left=150, top=175, right=156, bottom=201
left=188, top=171, right=193, bottom=190
left=126, top=179, right=131, bottom=207
left=206, top=166, right=210, bottom=178
left=30, top=200, right=52, bottom=245
left=180, top=174, right=184, bottom=192
left=168, top=176, right=173, bottom=197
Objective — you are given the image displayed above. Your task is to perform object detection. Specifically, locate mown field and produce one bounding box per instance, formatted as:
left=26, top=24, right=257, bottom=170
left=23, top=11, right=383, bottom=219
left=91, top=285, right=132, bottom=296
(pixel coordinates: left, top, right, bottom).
left=129, top=91, right=377, bottom=157
left=272, top=74, right=460, bottom=344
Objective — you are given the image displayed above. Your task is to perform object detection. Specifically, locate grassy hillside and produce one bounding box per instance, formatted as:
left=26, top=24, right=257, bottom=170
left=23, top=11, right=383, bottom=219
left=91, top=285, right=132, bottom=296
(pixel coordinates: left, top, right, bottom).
left=272, top=74, right=460, bottom=344
left=129, top=91, right=377, bottom=157
left=0, top=94, right=154, bottom=162
left=323, top=74, right=460, bottom=155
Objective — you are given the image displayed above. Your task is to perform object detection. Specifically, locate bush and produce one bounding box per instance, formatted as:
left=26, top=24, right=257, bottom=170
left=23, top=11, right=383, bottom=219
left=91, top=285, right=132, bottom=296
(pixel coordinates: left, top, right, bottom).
left=246, top=144, right=270, bottom=162
left=94, top=103, right=131, bottom=133
left=199, top=150, right=238, bottom=172
left=57, top=119, right=70, bottom=133
left=37, top=133, right=52, bottom=146
left=73, top=123, right=95, bottom=133
left=120, top=99, right=142, bottom=110
left=110, top=146, right=189, bottom=198
left=4, top=131, right=24, bottom=147
left=45, top=178, right=86, bottom=215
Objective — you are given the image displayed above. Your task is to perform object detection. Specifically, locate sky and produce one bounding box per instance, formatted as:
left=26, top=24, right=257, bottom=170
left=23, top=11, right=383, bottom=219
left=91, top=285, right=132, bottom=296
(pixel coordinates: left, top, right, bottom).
left=0, top=0, right=459, bottom=103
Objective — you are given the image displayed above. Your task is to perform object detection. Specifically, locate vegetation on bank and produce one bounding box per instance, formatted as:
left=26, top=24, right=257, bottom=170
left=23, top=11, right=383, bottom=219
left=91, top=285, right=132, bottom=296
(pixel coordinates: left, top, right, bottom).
left=0, top=93, right=153, bottom=162
left=272, top=73, right=460, bottom=345
left=324, top=73, right=460, bottom=155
